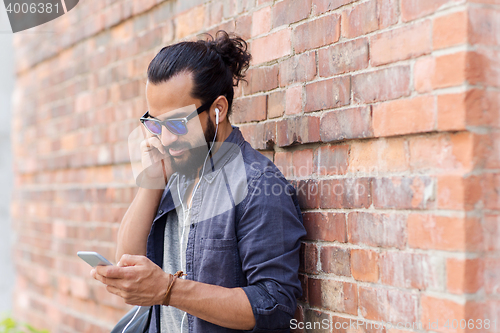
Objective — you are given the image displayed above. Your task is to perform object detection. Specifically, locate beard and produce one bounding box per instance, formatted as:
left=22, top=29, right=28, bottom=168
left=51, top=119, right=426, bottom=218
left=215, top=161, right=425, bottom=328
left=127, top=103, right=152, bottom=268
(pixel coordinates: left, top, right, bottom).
left=166, top=116, right=217, bottom=178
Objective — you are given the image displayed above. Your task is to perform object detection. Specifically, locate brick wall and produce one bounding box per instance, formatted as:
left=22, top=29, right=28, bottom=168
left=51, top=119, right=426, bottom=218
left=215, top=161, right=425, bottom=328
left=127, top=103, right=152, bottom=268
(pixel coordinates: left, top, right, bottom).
left=10, top=0, right=500, bottom=332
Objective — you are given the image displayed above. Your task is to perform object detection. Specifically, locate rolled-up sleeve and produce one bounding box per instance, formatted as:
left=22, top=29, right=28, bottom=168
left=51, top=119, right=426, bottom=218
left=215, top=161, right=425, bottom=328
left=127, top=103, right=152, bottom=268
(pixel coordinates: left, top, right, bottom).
left=237, top=170, right=306, bottom=332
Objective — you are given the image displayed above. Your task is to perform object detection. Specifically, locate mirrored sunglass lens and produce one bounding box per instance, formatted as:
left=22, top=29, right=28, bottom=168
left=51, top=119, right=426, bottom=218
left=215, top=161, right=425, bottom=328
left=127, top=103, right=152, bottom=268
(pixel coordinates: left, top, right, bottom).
left=144, top=120, right=162, bottom=135
left=166, top=120, right=187, bottom=135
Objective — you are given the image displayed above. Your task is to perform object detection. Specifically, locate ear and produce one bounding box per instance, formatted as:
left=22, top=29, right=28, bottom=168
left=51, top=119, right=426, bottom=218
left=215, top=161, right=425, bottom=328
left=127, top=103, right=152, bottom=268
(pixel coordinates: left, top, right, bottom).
left=210, top=95, right=229, bottom=125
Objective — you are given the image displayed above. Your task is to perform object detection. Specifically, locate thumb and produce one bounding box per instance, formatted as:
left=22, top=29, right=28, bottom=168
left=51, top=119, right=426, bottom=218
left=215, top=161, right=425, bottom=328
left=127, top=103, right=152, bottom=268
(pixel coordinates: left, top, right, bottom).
left=118, top=254, right=144, bottom=267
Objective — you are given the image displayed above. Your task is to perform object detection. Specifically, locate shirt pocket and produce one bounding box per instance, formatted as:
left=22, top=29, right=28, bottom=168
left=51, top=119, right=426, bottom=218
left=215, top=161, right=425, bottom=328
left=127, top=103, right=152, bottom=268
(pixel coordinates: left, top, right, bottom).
left=197, top=237, right=238, bottom=287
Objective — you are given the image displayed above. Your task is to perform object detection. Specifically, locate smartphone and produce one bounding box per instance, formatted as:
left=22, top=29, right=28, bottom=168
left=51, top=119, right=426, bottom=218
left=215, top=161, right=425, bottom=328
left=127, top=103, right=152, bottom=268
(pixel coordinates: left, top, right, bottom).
left=77, top=251, right=113, bottom=267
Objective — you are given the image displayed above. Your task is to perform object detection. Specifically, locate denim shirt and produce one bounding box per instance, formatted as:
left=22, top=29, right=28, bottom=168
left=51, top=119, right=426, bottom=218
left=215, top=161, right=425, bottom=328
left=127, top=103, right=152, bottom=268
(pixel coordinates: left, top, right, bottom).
left=146, top=126, right=306, bottom=333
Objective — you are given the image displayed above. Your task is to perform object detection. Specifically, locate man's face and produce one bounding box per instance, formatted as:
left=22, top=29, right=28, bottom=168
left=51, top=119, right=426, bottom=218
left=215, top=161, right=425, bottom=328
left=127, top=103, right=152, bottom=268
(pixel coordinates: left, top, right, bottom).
left=145, top=72, right=216, bottom=176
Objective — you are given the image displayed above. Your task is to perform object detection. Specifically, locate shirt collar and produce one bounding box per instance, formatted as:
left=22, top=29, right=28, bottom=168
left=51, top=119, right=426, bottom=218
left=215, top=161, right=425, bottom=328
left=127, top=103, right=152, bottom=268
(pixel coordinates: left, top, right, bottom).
left=200, top=125, right=244, bottom=182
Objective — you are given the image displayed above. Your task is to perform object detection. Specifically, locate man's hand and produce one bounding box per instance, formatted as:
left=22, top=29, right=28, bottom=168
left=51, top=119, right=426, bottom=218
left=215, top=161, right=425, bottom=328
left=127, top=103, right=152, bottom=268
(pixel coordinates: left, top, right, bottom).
left=141, top=135, right=170, bottom=179
left=91, top=254, right=169, bottom=306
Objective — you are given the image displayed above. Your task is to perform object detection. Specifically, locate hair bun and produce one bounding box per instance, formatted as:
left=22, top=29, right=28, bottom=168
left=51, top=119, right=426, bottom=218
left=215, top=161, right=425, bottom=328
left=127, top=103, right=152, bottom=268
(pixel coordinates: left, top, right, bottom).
left=202, top=31, right=251, bottom=86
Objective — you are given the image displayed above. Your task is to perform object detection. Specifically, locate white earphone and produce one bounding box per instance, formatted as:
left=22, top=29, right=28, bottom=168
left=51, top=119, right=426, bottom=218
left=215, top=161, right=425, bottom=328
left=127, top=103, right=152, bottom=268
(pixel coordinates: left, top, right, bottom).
left=215, top=108, right=220, bottom=124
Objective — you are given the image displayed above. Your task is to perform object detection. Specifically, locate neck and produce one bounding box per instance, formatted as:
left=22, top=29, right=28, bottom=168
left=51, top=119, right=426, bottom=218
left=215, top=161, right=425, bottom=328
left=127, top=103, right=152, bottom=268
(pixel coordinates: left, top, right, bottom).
left=194, top=121, right=233, bottom=177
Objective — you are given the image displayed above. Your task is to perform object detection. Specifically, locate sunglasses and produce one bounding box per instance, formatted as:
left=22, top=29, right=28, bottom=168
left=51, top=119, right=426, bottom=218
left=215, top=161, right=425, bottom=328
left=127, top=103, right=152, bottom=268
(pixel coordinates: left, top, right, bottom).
left=140, top=99, right=214, bottom=136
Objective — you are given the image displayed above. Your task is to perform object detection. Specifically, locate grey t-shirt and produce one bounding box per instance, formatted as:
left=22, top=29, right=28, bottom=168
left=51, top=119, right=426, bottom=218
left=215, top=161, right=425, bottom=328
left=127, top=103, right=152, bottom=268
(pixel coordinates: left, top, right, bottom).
left=160, top=206, right=191, bottom=333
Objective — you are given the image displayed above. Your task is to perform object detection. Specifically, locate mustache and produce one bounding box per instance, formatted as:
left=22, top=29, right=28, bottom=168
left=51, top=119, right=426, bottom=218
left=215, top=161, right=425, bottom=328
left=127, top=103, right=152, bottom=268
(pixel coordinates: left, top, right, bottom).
left=164, top=142, right=191, bottom=151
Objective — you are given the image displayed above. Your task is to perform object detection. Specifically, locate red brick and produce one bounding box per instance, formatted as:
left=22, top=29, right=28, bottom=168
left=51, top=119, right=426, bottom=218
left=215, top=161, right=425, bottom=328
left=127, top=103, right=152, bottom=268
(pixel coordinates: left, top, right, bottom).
left=483, top=132, right=500, bottom=170
left=312, top=0, right=356, bottom=14
left=401, top=0, right=463, bottom=22
left=251, top=6, right=272, bottom=37
left=437, top=92, right=466, bottom=131
left=272, top=0, right=312, bottom=27
left=308, top=278, right=357, bottom=314
left=408, top=132, right=474, bottom=173
left=318, top=38, right=369, bottom=77
left=320, top=246, right=350, bottom=276
left=469, top=6, right=500, bottom=47
left=278, top=51, right=317, bottom=87
left=247, top=65, right=279, bottom=94
left=303, top=309, right=331, bottom=332
left=132, top=0, right=156, bottom=15
left=380, top=252, right=442, bottom=290
left=465, top=175, right=483, bottom=211
left=353, top=66, right=411, bottom=103
left=314, top=144, right=349, bottom=176
left=320, top=178, right=371, bottom=209
left=437, top=175, right=465, bottom=210
left=348, top=212, right=406, bottom=249
left=468, top=48, right=500, bottom=89
left=485, top=90, right=500, bottom=128
left=294, top=14, right=341, bottom=53
left=408, top=214, right=483, bottom=251
left=484, top=215, right=500, bottom=251
left=351, top=249, right=379, bottom=282
left=485, top=258, right=500, bottom=294
left=277, top=115, right=320, bottom=146
left=377, top=0, right=400, bottom=29
left=296, top=179, right=320, bottom=209
left=349, top=138, right=409, bottom=174
left=231, top=95, right=267, bottom=123
left=206, top=1, right=224, bottom=26
left=285, top=85, right=303, bottom=115
left=300, top=242, right=318, bottom=274
left=359, top=286, right=418, bottom=323
left=267, top=90, right=285, bottom=119
left=262, top=121, right=277, bottom=149
left=305, top=76, right=351, bottom=112
left=274, top=151, right=293, bottom=178
left=239, top=121, right=277, bottom=150
left=292, top=149, right=314, bottom=177
left=303, top=212, right=347, bottom=242
left=373, top=95, right=436, bottom=137
left=370, top=20, right=432, bottom=66
left=235, top=14, right=252, bottom=41
left=251, top=29, right=292, bottom=64
left=414, top=52, right=468, bottom=92
left=175, top=6, right=205, bottom=39
left=483, top=173, right=500, bottom=210
left=421, top=296, right=467, bottom=333
left=447, top=258, right=484, bottom=294
left=470, top=0, right=500, bottom=3
left=341, top=0, right=379, bottom=38
left=372, top=176, right=435, bottom=209
left=462, top=89, right=497, bottom=128
left=433, top=10, right=467, bottom=49
left=320, top=106, right=373, bottom=142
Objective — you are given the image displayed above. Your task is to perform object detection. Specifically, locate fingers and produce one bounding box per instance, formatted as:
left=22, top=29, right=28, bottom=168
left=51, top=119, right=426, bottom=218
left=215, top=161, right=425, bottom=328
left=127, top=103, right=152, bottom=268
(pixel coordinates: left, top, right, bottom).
left=119, top=254, right=146, bottom=267
left=106, top=284, right=125, bottom=298
left=141, top=136, right=166, bottom=154
left=95, top=265, right=126, bottom=279
left=94, top=270, right=126, bottom=290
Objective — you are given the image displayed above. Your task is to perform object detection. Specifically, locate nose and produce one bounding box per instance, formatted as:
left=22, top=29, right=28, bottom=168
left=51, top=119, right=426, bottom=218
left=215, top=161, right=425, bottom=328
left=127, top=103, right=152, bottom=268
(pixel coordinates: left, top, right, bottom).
left=160, top=127, right=178, bottom=148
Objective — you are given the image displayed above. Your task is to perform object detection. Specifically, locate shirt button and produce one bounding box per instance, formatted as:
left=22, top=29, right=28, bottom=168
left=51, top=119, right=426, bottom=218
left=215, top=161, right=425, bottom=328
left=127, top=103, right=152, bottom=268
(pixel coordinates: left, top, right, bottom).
left=158, top=209, right=164, bottom=215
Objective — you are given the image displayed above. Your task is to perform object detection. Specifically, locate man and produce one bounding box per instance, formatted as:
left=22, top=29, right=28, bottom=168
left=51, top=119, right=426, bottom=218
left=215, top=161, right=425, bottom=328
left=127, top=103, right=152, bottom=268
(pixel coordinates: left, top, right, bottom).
left=91, top=31, right=306, bottom=333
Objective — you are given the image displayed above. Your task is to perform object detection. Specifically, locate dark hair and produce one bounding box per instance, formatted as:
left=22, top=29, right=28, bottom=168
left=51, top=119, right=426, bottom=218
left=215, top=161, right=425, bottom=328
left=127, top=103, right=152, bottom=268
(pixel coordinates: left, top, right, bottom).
left=147, top=30, right=252, bottom=119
